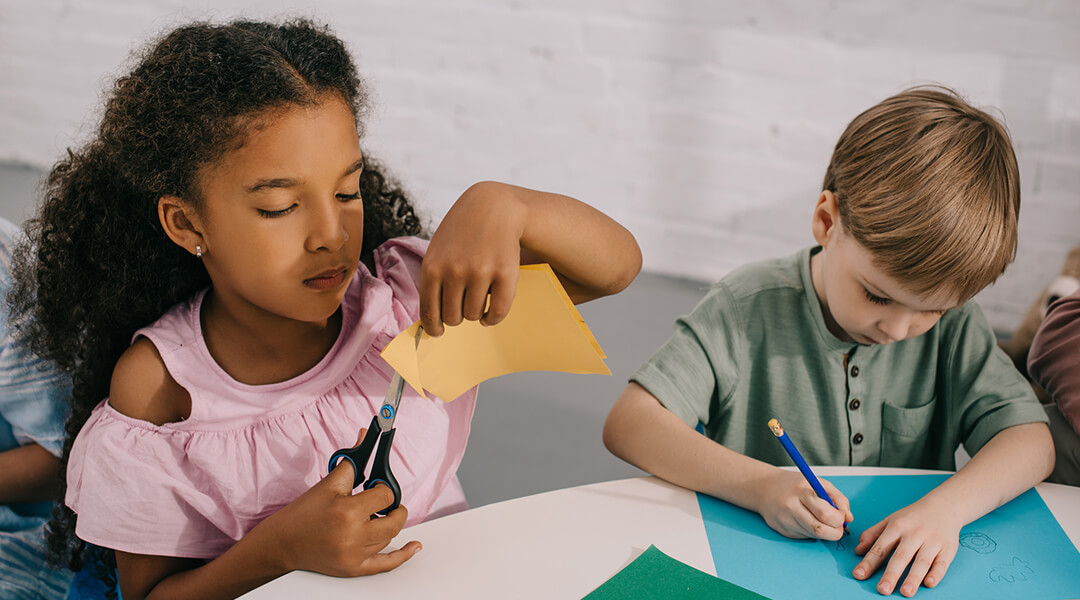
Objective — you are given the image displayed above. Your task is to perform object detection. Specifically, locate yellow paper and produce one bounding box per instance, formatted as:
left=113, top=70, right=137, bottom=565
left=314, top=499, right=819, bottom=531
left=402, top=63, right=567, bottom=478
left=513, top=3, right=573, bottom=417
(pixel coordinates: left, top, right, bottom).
left=380, top=264, right=610, bottom=401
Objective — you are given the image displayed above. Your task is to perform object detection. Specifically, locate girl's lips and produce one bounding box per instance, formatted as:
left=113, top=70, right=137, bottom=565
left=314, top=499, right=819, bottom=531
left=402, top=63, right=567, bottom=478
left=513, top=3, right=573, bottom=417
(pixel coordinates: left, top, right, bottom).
left=304, top=269, right=347, bottom=290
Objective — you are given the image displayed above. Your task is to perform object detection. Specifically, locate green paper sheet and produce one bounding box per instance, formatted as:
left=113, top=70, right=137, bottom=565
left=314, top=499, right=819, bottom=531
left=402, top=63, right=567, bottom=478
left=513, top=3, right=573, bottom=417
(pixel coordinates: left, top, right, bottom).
left=583, top=544, right=771, bottom=599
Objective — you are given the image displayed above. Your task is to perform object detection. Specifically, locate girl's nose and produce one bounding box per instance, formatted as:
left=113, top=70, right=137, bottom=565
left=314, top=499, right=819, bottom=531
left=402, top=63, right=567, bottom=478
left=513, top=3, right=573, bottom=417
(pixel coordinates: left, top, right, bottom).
left=306, top=201, right=349, bottom=252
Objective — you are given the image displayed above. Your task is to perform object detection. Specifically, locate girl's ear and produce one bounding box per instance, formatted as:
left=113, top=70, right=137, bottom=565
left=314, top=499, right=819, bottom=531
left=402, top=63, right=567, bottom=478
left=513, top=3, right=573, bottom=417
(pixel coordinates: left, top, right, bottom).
left=158, top=195, right=205, bottom=256
left=811, top=190, right=840, bottom=247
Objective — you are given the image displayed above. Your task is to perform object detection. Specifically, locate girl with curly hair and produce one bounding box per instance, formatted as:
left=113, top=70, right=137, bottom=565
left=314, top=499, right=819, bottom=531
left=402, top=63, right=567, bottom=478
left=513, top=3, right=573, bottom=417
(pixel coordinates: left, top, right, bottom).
left=11, top=18, right=640, bottom=599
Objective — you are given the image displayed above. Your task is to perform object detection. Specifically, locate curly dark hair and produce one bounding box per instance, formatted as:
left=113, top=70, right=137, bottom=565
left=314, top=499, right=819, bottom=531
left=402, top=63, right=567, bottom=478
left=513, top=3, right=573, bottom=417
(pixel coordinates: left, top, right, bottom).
left=8, top=18, right=423, bottom=585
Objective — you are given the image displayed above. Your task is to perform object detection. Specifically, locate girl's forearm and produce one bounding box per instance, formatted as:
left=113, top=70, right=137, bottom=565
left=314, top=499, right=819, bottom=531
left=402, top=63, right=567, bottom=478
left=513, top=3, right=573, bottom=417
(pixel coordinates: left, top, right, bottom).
left=917, top=422, right=1055, bottom=525
left=120, top=525, right=288, bottom=600
left=124, top=469, right=413, bottom=599
left=470, top=181, right=642, bottom=303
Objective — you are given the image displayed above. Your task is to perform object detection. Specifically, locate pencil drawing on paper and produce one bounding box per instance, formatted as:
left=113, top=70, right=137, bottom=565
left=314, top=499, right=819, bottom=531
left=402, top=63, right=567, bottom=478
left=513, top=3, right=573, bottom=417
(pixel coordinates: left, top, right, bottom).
left=959, top=531, right=997, bottom=554
left=988, top=557, right=1033, bottom=583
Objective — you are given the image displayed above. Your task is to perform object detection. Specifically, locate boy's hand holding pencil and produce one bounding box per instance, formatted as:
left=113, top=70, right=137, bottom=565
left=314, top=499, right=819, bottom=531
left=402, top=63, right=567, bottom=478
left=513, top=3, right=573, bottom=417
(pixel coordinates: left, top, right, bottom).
left=752, top=468, right=853, bottom=542
left=754, top=419, right=853, bottom=541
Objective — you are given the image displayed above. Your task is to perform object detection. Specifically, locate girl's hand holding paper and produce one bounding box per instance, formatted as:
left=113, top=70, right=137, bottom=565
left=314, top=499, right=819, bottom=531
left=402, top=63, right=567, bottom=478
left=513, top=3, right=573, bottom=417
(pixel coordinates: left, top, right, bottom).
left=418, top=182, right=526, bottom=337
left=381, top=264, right=610, bottom=402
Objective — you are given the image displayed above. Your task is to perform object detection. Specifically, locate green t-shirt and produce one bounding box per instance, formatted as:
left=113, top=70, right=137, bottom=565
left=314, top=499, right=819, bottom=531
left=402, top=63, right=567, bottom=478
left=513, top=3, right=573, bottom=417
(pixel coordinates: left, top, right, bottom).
left=632, top=247, right=1048, bottom=470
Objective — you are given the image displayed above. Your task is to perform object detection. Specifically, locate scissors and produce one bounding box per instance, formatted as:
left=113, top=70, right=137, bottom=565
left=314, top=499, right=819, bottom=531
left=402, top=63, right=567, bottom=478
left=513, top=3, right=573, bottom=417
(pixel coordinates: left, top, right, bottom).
left=328, top=326, right=422, bottom=516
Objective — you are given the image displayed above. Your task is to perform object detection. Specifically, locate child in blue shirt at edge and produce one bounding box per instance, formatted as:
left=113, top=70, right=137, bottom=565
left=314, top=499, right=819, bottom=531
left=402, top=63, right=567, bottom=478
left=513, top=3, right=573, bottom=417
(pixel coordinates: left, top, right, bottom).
left=0, top=217, right=73, bottom=600
left=603, top=86, right=1054, bottom=598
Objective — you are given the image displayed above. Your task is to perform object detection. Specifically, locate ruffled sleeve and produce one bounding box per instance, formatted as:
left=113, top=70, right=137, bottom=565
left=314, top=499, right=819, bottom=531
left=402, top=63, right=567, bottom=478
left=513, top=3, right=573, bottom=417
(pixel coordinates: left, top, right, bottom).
left=371, top=236, right=429, bottom=324
left=66, top=402, right=238, bottom=559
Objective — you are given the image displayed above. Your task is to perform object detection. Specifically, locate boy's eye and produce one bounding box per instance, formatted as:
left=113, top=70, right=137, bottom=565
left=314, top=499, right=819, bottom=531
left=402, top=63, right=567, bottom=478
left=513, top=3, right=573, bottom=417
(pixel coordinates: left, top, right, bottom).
left=257, top=204, right=296, bottom=218
left=337, top=191, right=361, bottom=201
left=864, top=289, right=891, bottom=306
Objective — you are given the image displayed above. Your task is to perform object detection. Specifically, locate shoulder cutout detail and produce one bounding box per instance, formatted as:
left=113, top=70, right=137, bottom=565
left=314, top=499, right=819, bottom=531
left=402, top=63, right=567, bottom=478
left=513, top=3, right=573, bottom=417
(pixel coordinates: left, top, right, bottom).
left=109, top=337, right=192, bottom=425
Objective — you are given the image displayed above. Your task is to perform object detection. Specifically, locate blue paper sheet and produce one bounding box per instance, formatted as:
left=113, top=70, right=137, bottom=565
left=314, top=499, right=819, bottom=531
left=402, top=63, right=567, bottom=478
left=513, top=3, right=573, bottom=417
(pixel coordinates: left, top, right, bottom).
left=698, top=475, right=1080, bottom=599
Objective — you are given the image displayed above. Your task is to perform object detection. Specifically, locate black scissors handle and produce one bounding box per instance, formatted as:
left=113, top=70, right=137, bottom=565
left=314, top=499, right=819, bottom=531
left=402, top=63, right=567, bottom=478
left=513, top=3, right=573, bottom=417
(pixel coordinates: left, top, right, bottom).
left=365, top=428, right=400, bottom=515
left=327, top=415, right=401, bottom=515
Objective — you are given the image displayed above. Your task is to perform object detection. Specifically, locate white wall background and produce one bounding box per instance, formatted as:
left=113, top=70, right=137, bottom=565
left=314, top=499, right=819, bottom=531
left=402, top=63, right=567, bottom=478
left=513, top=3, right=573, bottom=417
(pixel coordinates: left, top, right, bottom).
left=2, top=0, right=1078, bottom=331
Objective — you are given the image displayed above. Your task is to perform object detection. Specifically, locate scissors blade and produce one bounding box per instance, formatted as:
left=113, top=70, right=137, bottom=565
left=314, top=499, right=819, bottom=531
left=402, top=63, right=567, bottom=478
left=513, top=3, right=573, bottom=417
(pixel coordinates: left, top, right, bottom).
left=378, top=373, right=405, bottom=431
left=377, top=326, right=423, bottom=432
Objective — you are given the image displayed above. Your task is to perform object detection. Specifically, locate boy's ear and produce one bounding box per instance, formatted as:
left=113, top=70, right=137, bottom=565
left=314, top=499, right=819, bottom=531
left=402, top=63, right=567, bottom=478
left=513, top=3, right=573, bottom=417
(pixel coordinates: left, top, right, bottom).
left=811, top=190, right=840, bottom=247
left=158, top=195, right=205, bottom=256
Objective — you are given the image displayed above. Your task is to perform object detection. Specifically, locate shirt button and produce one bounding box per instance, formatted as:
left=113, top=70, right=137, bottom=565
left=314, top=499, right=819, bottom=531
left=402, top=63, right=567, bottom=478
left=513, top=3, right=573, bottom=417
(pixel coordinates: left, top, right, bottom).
left=850, top=365, right=860, bottom=377
left=849, top=398, right=861, bottom=410
left=853, top=433, right=864, bottom=444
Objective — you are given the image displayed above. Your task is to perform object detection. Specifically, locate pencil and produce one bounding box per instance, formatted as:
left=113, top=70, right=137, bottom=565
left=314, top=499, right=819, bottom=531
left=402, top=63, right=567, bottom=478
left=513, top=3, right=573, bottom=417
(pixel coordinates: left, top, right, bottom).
left=768, top=418, right=849, bottom=535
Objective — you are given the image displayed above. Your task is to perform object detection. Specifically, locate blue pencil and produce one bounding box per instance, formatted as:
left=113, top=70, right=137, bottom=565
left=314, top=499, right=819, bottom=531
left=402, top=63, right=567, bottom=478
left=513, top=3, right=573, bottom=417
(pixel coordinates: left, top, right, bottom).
left=768, top=418, right=849, bottom=535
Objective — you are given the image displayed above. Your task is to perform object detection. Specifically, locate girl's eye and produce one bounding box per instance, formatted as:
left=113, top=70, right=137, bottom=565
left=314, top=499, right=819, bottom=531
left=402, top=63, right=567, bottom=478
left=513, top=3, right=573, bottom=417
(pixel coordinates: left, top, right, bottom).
left=864, top=289, right=890, bottom=306
left=337, top=191, right=361, bottom=201
left=257, top=204, right=296, bottom=218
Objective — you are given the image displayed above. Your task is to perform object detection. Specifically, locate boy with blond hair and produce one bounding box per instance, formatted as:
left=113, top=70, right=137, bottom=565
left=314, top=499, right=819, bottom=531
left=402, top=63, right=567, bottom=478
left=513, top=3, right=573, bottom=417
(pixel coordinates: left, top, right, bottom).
left=604, top=86, right=1054, bottom=598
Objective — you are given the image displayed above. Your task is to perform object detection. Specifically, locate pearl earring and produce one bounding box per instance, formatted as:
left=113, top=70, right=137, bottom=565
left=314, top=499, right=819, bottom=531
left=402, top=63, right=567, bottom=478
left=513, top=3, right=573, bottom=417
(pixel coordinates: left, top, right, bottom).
left=196, top=245, right=202, bottom=258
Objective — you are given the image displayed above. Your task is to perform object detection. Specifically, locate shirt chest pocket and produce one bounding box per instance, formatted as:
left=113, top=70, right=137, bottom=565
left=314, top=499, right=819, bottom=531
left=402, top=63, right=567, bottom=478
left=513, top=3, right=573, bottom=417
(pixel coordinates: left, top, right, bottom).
left=880, top=398, right=937, bottom=468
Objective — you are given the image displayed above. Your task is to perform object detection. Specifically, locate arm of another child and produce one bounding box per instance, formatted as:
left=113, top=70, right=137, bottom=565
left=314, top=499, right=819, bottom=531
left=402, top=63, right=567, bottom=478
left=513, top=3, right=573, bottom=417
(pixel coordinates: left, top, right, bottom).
left=108, top=341, right=420, bottom=600
left=419, top=181, right=642, bottom=336
left=604, top=382, right=852, bottom=541
left=1029, top=288, right=1080, bottom=435
left=0, top=442, right=62, bottom=503
left=0, top=303, right=69, bottom=503
left=850, top=422, right=1053, bottom=597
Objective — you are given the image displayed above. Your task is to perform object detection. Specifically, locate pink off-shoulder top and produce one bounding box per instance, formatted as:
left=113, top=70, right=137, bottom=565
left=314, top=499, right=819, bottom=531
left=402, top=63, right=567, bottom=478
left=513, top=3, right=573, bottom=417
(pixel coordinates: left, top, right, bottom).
left=66, top=237, right=477, bottom=559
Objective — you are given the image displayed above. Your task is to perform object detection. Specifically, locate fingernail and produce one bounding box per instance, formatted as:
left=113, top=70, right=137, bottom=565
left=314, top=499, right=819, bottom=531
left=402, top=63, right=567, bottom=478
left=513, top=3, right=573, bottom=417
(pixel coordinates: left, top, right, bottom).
left=854, top=568, right=864, bottom=578
left=925, top=576, right=935, bottom=586
left=902, top=584, right=913, bottom=595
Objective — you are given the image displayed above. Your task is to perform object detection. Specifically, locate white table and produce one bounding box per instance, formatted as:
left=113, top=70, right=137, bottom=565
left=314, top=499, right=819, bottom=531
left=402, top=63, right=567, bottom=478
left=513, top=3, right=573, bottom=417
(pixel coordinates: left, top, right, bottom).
left=241, top=468, right=1080, bottom=599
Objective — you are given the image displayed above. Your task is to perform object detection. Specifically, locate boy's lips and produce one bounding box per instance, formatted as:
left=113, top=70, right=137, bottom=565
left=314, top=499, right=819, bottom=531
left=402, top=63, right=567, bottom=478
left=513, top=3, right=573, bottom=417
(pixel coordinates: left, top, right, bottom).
left=854, top=333, right=880, bottom=345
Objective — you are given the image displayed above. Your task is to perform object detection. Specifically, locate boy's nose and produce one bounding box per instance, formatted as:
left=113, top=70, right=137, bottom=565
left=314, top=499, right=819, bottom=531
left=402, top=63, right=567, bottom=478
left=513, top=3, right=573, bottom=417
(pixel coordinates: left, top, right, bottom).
left=877, top=312, right=912, bottom=343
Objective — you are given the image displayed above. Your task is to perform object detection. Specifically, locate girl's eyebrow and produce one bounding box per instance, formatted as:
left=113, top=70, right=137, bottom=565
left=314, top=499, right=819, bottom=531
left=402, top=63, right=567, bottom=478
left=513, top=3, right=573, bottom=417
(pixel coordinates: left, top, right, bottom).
left=245, top=158, right=364, bottom=194
left=344, top=157, right=364, bottom=176
left=246, top=177, right=298, bottom=193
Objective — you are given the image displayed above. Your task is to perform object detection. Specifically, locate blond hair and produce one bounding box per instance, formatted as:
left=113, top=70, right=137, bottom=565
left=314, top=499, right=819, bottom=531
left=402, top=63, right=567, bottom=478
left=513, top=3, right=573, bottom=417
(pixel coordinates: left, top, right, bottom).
left=822, top=85, right=1020, bottom=303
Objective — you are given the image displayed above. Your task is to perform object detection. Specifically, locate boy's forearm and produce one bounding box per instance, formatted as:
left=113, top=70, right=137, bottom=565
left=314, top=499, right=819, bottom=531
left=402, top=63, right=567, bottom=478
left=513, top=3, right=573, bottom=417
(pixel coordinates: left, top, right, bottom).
left=470, top=181, right=642, bottom=302
left=603, top=383, right=778, bottom=512
left=919, top=422, right=1054, bottom=525
left=0, top=443, right=63, bottom=503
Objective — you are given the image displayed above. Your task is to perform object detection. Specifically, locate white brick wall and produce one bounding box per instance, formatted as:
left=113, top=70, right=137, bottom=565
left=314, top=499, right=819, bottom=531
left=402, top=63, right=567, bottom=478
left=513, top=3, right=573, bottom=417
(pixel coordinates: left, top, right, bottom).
left=2, top=0, right=1078, bottom=330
